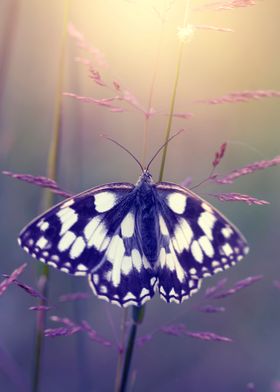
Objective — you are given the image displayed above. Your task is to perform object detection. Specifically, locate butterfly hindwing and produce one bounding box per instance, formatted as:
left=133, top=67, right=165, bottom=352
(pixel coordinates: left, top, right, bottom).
left=88, top=223, right=157, bottom=307
left=155, top=182, right=249, bottom=303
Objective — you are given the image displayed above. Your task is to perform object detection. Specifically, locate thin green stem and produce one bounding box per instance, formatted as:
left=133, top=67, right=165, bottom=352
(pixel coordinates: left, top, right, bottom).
left=32, top=2, right=70, bottom=392
left=119, top=306, right=145, bottom=392
left=114, top=309, right=128, bottom=392
left=0, top=0, right=19, bottom=112
left=158, top=0, right=191, bottom=182
left=118, top=2, right=191, bottom=391
left=158, top=41, right=184, bottom=182
left=142, top=22, right=164, bottom=167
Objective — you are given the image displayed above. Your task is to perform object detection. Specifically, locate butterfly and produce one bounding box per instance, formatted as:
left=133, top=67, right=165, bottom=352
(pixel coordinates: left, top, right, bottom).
left=18, top=134, right=249, bottom=307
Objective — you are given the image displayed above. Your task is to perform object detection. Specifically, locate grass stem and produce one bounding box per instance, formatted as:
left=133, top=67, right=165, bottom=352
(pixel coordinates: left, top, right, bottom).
left=32, top=2, right=70, bottom=391
left=117, top=2, right=191, bottom=390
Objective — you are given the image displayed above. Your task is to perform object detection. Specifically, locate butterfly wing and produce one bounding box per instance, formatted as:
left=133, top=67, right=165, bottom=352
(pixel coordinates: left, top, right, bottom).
left=155, top=182, right=249, bottom=304
left=19, top=182, right=156, bottom=307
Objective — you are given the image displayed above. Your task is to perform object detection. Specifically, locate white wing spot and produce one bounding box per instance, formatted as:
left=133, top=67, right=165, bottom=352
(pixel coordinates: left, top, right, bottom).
left=222, top=243, right=233, bottom=256
left=77, top=264, right=88, bottom=272
left=70, top=237, right=86, bottom=259
left=40, top=222, right=49, bottom=231
left=121, top=256, right=133, bottom=275
left=159, top=215, right=169, bottom=235
left=201, top=202, right=213, bottom=213
left=222, top=226, right=233, bottom=239
left=107, top=235, right=125, bottom=264
left=84, top=216, right=101, bottom=241
left=211, top=260, right=220, bottom=267
left=177, top=218, right=193, bottom=250
left=123, top=292, right=136, bottom=301
left=107, top=236, right=125, bottom=287
left=159, top=287, right=166, bottom=296
left=93, top=274, right=99, bottom=284
left=57, top=208, right=78, bottom=236
left=140, top=288, right=150, bottom=298
left=94, top=192, right=117, bottom=213
left=198, top=211, right=216, bottom=240
left=159, top=247, right=166, bottom=268
left=58, top=231, right=76, bottom=252
left=61, top=199, right=74, bottom=208
left=121, top=213, right=135, bottom=238
left=87, top=219, right=108, bottom=251
left=191, top=240, right=203, bottom=263
left=131, top=249, right=142, bottom=272
left=166, top=242, right=185, bottom=283
left=172, top=226, right=187, bottom=254
left=189, top=280, right=195, bottom=288
left=198, top=235, right=214, bottom=258
left=47, top=261, right=57, bottom=268
left=167, top=193, right=187, bottom=214
left=166, top=253, right=175, bottom=271
left=36, top=237, right=48, bottom=249
left=60, top=267, right=69, bottom=273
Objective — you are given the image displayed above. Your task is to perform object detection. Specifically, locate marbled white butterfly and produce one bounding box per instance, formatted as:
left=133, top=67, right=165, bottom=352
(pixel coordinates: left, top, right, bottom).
left=18, top=135, right=249, bottom=307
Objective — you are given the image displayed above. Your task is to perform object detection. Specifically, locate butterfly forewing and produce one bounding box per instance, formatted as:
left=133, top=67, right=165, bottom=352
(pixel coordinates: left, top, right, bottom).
left=155, top=182, right=249, bottom=303
left=18, top=183, right=134, bottom=275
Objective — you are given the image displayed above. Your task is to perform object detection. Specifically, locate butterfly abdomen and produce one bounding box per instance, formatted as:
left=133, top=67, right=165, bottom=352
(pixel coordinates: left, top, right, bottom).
left=137, top=183, right=160, bottom=264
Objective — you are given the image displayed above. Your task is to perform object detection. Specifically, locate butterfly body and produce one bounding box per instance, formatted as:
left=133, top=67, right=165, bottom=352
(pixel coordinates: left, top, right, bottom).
left=18, top=170, right=249, bottom=307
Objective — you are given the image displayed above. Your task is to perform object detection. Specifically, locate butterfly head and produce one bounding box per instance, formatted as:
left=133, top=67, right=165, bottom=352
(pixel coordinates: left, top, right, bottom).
left=136, top=169, right=154, bottom=186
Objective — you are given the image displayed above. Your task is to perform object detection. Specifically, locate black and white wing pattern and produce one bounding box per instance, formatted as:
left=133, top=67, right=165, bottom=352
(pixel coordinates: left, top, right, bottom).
left=155, top=182, right=249, bottom=304
left=18, top=183, right=156, bottom=307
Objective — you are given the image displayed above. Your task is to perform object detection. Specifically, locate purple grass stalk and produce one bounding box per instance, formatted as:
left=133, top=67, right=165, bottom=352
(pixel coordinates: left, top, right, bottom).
left=212, top=275, right=263, bottom=299
left=32, top=2, right=70, bottom=392
left=29, top=306, right=52, bottom=312
left=44, top=326, right=81, bottom=338
left=205, top=277, right=228, bottom=298
left=196, top=0, right=257, bottom=11
left=210, top=192, right=269, bottom=205
left=0, top=343, right=29, bottom=392
left=214, top=155, right=280, bottom=184
left=58, top=291, right=91, bottom=302
left=2, top=171, right=73, bottom=198
left=196, top=305, right=226, bottom=313
left=0, top=263, right=27, bottom=296
left=185, top=330, right=232, bottom=342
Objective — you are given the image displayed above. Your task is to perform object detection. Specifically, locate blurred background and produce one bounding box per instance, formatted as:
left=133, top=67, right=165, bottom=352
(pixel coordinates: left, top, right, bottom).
left=0, top=0, right=280, bottom=391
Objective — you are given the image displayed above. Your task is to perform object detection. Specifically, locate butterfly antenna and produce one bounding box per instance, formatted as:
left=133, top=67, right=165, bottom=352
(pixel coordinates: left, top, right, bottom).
left=146, top=129, right=185, bottom=171
left=100, top=134, right=144, bottom=172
